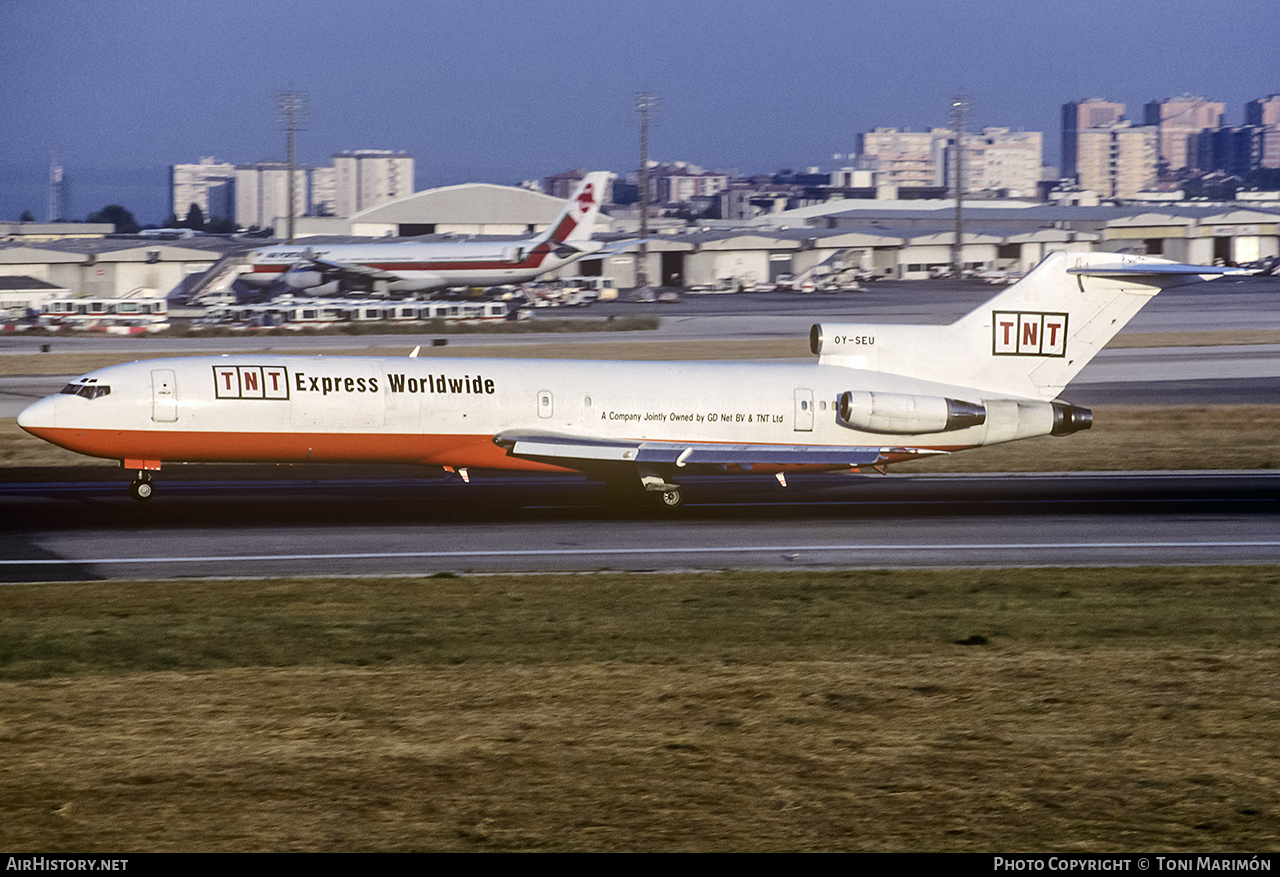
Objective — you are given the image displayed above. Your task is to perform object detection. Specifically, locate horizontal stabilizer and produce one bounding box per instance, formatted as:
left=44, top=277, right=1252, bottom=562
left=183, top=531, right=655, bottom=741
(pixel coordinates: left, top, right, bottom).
left=1067, top=262, right=1247, bottom=278
left=594, top=238, right=653, bottom=256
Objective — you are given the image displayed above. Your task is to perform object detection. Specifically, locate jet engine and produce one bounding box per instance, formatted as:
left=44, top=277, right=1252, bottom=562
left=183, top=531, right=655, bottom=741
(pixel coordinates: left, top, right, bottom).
left=837, top=390, right=986, bottom=435
left=1050, top=401, right=1092, bottom=435
left=282, top=269, right=327, bottom=290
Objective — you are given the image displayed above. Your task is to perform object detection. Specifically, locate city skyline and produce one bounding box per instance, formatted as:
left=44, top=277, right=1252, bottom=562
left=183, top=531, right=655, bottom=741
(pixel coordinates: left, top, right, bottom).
left=2, top=0, right=1276, bottom=224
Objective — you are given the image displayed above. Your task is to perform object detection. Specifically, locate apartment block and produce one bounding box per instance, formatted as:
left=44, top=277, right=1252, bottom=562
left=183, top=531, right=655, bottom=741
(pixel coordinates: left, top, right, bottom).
left=645, top=162, right=729, bottom=205
left=1062, top=99, right=1126, bottom=180
left=1197, top=125, right=1280, bottom=177
left=333, top=150, right=415, bottom=217
left=854, top=128, right=945, bottom=187
left=940, top=128, right=1043, bottom=198
left=1245, top=95, right=1280, bottom=127
left=1143, top=95, right=1224, bottom=172
left=170, top=157, right=237, bottom=221
left=234, top=163, right=313, bottom=230
left=1075, top=122, right=1158, bottom=199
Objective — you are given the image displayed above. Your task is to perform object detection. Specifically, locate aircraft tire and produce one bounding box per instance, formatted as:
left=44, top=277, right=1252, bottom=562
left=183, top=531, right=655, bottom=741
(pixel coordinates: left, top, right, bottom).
left=653, top=487, right=684, bottom=510
left=130, top=478, right=154, bottom=502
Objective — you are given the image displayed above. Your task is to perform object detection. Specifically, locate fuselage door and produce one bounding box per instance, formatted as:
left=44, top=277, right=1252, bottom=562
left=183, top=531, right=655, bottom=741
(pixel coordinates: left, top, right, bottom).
left=152, top=369, right=178, bottom=422
left=794, top=388, right=813, bottom=432
left=537, top=390, right=553, bottom=419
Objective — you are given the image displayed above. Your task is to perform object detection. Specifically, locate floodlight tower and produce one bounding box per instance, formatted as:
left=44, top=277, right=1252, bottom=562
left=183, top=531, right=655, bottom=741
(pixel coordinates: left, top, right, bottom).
left=276, top=90, right=309, bottom=243
left=950, top=94, right=971, bottom=278
left=635, top=91, right=659, bottom=289
left=47, top=160, right=67, bottom=222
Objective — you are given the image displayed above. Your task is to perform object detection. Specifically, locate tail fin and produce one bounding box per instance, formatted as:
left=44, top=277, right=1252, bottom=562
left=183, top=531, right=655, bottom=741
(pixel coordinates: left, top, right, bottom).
left=811, top=252, right=1243, bottom=400
left=532, top=172, right=608, bottom=246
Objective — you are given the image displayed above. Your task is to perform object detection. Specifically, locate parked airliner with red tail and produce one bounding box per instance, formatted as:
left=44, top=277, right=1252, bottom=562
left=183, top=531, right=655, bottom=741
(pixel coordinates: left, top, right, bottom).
left=244, top=173, right=609, bottom=294
left=18, top=253, right=1240, bottom=506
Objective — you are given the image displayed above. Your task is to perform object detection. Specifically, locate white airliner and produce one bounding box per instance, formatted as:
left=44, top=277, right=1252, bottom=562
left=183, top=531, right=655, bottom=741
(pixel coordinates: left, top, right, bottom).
left=18, top=253, right=1241, bottom=506
left=244, top=172, right=609, bottom=294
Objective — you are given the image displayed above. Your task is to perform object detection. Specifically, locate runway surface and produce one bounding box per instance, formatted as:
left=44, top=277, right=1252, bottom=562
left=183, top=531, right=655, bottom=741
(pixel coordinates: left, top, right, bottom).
left=2, top=471, right=1276, bottom=581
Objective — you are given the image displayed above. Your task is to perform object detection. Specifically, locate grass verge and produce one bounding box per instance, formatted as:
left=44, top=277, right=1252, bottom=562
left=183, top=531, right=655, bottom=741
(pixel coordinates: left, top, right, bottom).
left=1, top=568, right=1278, bottom=851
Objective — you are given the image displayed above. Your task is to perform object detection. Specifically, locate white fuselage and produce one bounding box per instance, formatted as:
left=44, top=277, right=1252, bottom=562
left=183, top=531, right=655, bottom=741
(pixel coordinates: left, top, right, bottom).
left=16, top=354, right=1055, bottom=472
left=248, top=239, right=603, bottom=292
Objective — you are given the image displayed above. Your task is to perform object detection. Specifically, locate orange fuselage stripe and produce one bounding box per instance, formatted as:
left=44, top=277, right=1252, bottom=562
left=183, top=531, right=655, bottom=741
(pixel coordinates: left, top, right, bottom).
left=25, top=427, right=565, bottom=471
left=24, top=426, right=968, bottom=474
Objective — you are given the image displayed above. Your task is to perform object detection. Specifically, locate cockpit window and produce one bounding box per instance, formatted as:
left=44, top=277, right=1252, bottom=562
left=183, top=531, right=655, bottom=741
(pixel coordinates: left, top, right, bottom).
left=59, top=383, right=111, bottom=400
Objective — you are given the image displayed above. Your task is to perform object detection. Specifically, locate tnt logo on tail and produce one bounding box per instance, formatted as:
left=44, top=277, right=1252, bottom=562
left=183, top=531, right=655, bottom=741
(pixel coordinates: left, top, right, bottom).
left=993, top=311, right=1068, bottom=357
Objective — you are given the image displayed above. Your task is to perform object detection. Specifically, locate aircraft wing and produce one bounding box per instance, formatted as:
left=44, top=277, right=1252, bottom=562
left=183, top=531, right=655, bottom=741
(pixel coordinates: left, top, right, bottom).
left=493, top=431, right=946, bottom=469
left=306, top=257, right=403, bottom=282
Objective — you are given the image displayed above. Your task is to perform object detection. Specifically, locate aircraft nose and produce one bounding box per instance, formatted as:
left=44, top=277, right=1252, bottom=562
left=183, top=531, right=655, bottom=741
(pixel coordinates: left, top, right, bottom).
left=17, top=394, right=61, bottom=433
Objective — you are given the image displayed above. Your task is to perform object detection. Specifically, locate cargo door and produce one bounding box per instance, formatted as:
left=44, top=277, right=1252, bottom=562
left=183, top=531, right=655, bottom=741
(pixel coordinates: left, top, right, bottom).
left=151, top=369, right=177, bottom=422
left=794, top=388, right=813, bottom=432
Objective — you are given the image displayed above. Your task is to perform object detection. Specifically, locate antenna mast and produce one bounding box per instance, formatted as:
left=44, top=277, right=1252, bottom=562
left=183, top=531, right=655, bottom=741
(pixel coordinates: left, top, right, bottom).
left=950, top=95, right=971, bottom=278
left=635, top=91, right=659, bottom=289
left=277, top=90, right=309, bottom=243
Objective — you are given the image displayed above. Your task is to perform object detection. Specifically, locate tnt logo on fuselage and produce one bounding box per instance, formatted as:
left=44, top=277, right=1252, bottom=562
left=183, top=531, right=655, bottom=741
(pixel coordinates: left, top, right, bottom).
left=992, top=311, right=1068, bottom=357
left=213, top=365, right=290, bottom=399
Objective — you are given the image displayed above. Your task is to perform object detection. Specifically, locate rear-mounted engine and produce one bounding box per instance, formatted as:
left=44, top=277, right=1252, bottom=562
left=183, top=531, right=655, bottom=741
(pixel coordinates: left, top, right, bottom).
left=1051, top=401, right=1093, bottom=435
left=837, top=390, right=986, bottom=435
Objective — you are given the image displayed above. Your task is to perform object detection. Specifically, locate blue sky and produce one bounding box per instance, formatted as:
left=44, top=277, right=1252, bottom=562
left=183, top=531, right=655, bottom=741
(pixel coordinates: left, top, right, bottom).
left=1, top=0, right=1276, bottom=224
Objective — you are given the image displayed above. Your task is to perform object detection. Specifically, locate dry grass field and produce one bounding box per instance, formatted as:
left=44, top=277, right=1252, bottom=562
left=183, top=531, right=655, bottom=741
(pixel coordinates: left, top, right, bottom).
left=1, top=569, right=1279, bottom=852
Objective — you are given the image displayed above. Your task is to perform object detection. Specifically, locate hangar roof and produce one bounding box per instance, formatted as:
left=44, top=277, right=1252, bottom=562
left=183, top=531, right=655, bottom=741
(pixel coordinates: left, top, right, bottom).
left=0, top=275, right=67, bottom=292
left=349, top=183, right=571, bottom=225
left=786, top=203, right=1280, bottom=231
left=0, top=237, right=255, bottom=263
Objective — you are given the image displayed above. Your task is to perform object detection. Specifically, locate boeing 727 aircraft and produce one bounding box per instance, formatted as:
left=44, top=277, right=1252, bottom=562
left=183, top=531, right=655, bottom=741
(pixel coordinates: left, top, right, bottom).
left=244, top=173, right=609, bottom=294
left=18, top=253, right=1241, bottom=507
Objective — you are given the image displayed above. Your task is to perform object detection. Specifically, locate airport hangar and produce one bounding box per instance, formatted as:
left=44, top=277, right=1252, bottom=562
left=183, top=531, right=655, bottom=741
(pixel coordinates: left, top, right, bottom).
left=2, top=190, right=1279, bottom=301
left=288, top=187, right=1280, bottom=287
left=608, top=204, right=1280, bottom=287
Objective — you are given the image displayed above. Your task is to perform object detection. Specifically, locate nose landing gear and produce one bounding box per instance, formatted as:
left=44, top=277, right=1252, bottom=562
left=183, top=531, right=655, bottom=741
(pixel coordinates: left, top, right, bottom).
left=123, top=459, right=161, bottom=502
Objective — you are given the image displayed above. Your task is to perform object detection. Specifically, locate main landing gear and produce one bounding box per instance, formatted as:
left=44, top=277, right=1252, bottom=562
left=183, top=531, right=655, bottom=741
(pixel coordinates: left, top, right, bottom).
left=653, top=487, right=684, bottom=510
left=602, top=476, right=686, bottom=512
left=129, top=472, right=154, bottom=502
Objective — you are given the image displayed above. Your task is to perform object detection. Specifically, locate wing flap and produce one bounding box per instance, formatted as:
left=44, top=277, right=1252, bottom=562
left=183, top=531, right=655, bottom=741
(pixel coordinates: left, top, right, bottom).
left=495, top=432, right=946, bottom=469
